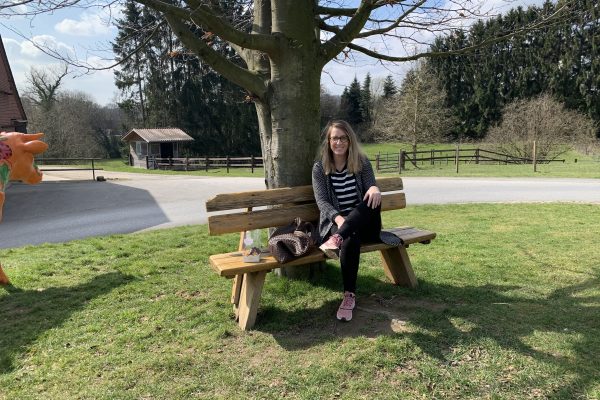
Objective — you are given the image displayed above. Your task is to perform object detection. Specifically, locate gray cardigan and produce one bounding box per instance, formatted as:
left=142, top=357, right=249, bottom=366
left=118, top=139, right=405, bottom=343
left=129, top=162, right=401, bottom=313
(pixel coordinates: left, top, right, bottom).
left=311, top=156, right=402, bottom=247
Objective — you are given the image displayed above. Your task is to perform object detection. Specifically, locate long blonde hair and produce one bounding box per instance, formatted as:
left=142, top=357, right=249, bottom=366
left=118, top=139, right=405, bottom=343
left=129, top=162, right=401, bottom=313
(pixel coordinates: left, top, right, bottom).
left=319, top=120, right=365, bottom=175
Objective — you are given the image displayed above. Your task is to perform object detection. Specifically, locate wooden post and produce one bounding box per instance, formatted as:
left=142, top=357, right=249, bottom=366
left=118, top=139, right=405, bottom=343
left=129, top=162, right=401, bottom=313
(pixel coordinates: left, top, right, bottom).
left=400, top=151, right=406, bottom=172
left=431, top=149, right=434, bottom=165
left=376, top=152, right=380, bottom=171
left=226, top=156, right=230, bottom=173
left=91, top=159, right=96, bottom=181
left=476, top=148, right=480, bottom=164
left=455, top=144, right=460, bottom=174
left=169, top=157, right=173, bottom=169
left=251, top=155, right=255, bottom=173
left=398, top=151, right=402, bottom=174
left=145, top=155, right=149, bottom=169
left=533, top=140, right=537, bottom=172
left=205, top=156, right=209, bottom=172
left=0, top=264, right=10, bottom=285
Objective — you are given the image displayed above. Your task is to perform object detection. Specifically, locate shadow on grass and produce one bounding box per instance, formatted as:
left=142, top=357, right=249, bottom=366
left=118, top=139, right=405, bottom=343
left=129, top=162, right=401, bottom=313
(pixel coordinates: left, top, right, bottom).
left=257, top=266, right=600, bottom=399
left=0, top=272, right=135, bottom=374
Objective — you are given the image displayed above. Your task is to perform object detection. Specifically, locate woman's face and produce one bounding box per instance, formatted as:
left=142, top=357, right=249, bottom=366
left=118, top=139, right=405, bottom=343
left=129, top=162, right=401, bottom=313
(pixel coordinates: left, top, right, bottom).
left=329, top=127, right=349, bottom=158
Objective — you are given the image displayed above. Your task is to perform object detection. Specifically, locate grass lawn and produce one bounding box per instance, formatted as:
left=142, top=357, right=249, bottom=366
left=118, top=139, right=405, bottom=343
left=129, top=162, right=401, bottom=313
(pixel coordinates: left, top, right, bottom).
left=1, top=203, right=599, bottom=399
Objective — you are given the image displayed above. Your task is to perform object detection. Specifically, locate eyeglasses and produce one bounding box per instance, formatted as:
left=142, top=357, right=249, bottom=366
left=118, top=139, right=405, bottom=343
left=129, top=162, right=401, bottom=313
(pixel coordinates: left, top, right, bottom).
left=329, top=136, right=349, bottom=144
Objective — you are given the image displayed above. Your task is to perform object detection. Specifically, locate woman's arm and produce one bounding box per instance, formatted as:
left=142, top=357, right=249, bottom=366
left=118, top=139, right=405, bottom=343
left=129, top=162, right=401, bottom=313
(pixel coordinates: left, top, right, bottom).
left=361, top=156, right=381, bottom=208
left=312, top=162, right=341, bottom=223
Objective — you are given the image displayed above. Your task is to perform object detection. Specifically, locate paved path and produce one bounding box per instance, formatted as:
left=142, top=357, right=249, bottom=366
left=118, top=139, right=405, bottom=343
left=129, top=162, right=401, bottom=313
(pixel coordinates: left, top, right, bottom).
left=0, top=171, right=598, bottom=249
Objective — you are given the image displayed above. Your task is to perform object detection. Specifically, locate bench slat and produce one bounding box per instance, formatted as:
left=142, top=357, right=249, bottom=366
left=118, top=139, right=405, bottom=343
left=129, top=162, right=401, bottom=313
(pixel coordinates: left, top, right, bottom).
left=206, top=177, right=404, bottom=212
left=208, top=192, right=406, bottom=235
left=209, top=227, right=435, bottom=277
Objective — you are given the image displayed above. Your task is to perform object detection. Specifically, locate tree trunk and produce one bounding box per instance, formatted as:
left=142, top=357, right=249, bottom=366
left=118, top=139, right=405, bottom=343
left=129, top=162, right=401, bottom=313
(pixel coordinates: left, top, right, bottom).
left=254, top=0, right=323, bottom=277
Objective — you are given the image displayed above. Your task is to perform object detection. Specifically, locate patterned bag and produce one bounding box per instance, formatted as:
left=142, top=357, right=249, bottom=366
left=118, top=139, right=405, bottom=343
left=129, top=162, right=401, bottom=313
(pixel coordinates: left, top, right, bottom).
left=268, top=218, right=317, bottom=264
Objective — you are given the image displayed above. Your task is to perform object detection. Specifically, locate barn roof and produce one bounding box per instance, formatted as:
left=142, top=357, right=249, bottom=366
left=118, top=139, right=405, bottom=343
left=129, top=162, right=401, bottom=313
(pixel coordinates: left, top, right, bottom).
left=0, top=35, right=27, bottom=132
left=122, top=128, right=194, bottom=143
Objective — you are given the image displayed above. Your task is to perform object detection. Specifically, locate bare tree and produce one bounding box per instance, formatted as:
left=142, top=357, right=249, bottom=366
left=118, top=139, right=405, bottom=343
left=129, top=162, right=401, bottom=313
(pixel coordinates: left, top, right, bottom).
left=1, top=0, right=571, bottom=189
left=25, top=64, right=69, bottom=112
left=487, top=93, right=597, bottom=160
left=375, top=62, right=454, bottom=155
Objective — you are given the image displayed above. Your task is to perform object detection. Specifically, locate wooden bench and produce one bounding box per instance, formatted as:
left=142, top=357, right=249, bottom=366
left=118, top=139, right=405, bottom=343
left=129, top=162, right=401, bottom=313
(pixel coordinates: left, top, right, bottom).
left=206, top=177, right=436, bottom=330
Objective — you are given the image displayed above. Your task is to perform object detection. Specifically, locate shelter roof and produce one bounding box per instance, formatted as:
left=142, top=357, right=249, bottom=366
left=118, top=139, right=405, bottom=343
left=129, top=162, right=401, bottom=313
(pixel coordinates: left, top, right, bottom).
left=122, top=128, right=194, bottom=143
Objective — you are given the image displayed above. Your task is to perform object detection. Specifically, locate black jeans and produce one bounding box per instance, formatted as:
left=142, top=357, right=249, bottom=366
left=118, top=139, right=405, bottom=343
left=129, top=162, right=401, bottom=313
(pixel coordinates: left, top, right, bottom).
left=329, top=201, right=382, bottom=293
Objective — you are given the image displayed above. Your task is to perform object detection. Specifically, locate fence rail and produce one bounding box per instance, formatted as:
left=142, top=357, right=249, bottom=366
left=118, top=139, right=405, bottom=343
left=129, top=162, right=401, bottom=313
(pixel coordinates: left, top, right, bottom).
left=373, top=148, right=566, bottom=173
left=37, top=158, right=103, bottom=180
left=147, top=156, right=263, bottom=173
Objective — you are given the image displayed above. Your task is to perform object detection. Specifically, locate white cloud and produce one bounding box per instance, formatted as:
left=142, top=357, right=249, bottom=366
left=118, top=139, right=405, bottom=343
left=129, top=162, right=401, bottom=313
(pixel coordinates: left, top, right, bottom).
left=16, top=35, right=73, bottom=58
left=55, top=12, right=114, bottom=36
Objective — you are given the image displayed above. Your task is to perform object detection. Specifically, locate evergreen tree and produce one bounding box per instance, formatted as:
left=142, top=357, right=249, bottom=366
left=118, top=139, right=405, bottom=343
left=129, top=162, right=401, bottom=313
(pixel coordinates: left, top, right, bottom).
left=340, top=77, right=363, bottom=125
left=382, top=75, right=397, bottom=98
left=360, top=73, right=372, bottom=123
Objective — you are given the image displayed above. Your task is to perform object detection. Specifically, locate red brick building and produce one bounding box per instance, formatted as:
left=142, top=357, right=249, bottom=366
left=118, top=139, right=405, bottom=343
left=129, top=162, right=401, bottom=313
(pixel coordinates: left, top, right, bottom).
left=0, top=35, right=27, bottom=133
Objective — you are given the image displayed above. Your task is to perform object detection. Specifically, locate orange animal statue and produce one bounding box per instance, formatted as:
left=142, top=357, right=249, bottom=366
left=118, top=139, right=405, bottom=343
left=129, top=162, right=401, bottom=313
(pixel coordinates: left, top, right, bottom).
left=0, top=131, right=48, bottom=284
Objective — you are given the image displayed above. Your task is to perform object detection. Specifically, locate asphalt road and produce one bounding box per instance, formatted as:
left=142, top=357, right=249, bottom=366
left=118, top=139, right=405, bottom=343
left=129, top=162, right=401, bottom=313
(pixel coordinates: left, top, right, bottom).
left=0, top=172, right=598, bottom=249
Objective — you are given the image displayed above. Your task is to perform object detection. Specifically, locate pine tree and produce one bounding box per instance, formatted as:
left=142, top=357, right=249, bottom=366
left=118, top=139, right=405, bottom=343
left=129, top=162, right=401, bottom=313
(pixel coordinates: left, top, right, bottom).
left=340, top=77, right=363, bottom=125
left=382, top=75, right=397, bottom=98
left=360, top=73, right=372, bottom=123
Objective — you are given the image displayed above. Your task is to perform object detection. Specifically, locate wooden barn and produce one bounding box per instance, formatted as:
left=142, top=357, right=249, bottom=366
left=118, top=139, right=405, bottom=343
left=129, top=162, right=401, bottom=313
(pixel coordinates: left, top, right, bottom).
left=122, top=128, right=194, bottom=168
left=0, top=35, right=27, bottom=133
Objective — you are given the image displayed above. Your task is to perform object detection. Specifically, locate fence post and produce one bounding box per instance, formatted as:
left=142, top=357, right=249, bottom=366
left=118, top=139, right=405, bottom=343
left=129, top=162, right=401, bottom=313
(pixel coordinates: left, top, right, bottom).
left=476, top=148, right=480, bottom=164
left=251, top=155, right=255, bottom=173
left=205, top=156, right=209, bottom=172
left=455, top=144, right=460, bottom=174
left=227, top=155, right=230, bottom=173
left=92, top=159, right=96, bottom=181
left=145, top=156, right=149, bottom=169
left=398, top=151, right=402, bottom=174
left=376, top=152, right=380, bottom=171
left=431, top=149, right=434, bottom=165
left=400, top=151, right=406, bottom=171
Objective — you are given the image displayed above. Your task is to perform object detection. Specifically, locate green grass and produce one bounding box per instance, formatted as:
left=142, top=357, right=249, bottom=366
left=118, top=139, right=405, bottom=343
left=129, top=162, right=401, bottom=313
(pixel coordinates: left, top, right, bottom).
left=362, top=143, right=600, bottom=178
left=1, top=203, right=599, bottom=399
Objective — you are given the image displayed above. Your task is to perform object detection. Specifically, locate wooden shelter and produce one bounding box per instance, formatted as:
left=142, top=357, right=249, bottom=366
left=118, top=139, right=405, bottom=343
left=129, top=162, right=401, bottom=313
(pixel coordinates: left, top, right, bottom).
left=122, top=128, right=194, bottom=168
left=0, top=35, right=27, bottom=133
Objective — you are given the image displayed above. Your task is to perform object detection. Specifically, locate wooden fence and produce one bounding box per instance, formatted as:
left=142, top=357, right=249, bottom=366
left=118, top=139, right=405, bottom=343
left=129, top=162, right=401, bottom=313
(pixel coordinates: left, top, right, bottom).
left=147, top=156, right=263, bottom=173
left=373, top=148, right=566, bottom=173
left=37, top=158, right=103, bottom=180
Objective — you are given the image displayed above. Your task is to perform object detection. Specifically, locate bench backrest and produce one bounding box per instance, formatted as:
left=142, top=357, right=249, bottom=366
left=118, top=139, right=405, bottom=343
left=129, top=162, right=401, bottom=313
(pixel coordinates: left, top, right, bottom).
left=206, top=177, right=405, bottom=235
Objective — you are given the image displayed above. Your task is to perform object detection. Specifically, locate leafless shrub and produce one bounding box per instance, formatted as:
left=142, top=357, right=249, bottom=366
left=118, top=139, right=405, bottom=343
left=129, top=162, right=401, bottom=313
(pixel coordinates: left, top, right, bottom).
left=487, top=93, right=597, bottom=159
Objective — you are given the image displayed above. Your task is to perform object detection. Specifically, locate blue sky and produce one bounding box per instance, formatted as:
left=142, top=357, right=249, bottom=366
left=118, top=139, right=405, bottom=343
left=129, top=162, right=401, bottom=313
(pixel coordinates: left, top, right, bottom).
left=1, top=0, right=545, bottom=106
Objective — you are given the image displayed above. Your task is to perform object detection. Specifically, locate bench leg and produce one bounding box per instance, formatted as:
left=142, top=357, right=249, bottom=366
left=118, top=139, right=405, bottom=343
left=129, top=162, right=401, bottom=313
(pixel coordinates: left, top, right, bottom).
left=379, top=246, right=418, bottom=288
left=237, top=271, right=267, bottom=330
left=231, top=274, right=243, bottom=320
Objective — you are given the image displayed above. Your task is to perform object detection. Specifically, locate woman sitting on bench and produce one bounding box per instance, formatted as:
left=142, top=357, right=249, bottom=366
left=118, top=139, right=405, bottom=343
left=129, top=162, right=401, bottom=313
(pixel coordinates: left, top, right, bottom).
left=312, top=120, right=401, bottom=322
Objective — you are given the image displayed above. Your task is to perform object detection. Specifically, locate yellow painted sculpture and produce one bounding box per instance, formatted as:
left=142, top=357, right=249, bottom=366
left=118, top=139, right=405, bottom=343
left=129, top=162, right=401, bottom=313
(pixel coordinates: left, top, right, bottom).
left=0, top=132, right=48, bottom=284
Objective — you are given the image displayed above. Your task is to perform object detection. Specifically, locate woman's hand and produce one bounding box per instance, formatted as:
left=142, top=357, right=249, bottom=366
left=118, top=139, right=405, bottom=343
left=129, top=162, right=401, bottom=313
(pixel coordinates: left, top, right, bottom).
left=364, top=186, right=381, bottom=209
left=334, top=215, right=345, bottom=229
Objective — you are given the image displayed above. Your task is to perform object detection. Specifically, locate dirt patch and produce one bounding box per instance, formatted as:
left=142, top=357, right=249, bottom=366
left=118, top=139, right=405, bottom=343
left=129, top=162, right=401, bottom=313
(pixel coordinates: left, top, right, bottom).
left=331, top=294, right=447, bottom=337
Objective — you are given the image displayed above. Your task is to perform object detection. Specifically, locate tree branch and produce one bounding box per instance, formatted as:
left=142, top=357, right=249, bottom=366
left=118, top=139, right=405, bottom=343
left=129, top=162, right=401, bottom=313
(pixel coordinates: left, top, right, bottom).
left=164, top=14, right=267, bottom=101
left=357, top=0, right=426, bottom=38
left=137, top=0, right=279, bottom=54
left=319, top=0, right=377, bottom=65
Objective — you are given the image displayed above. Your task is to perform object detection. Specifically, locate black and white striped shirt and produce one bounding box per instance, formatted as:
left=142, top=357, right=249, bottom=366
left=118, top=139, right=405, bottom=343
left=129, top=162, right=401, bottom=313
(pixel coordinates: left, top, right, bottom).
left=330, top=167, right=359, bottom=216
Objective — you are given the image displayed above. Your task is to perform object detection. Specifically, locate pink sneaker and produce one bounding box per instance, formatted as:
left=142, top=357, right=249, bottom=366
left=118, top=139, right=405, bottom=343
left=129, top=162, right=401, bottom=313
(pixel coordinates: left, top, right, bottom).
left=319, top=234, right=343, bottom=259
left=336, top=291, right=356, bottom=321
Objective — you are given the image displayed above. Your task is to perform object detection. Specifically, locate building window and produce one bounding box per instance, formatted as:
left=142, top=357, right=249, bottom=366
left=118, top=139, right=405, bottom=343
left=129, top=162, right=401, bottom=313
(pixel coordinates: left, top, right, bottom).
left=135, top=141, right=147, bottom=157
